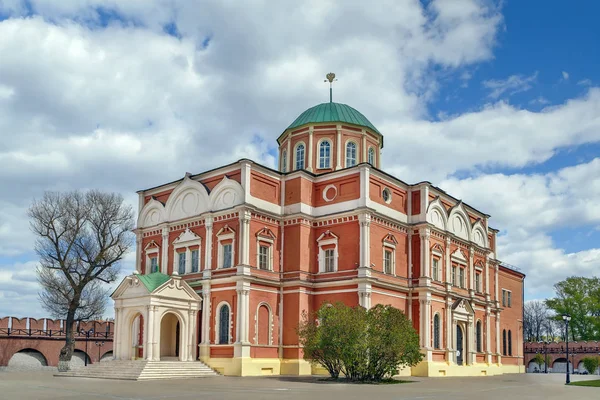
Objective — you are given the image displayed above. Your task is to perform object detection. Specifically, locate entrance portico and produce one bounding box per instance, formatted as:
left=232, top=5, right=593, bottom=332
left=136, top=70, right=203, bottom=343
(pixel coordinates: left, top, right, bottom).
left=452, top=298, right=475, bottom=366
left=111, top=271, right=201, bottom=362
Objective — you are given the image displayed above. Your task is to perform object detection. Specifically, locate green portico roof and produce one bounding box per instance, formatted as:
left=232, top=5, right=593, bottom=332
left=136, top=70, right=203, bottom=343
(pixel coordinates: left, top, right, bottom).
left=137, top=272, right=171, bottom=293
left=285, top=102, right=381, bottom=135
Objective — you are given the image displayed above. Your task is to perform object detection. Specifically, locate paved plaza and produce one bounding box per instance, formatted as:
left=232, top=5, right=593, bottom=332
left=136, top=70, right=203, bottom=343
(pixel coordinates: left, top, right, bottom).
left=0, top=371, right=598, bottom=400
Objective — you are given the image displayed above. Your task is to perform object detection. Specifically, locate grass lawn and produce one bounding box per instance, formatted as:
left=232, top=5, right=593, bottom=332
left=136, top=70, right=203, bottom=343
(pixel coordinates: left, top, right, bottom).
left=569, top=379, right=600, bottom=387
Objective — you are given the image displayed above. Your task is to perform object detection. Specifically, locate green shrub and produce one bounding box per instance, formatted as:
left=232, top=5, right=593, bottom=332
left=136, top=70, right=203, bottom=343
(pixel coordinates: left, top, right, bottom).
left=532, top=353, right=545, bottom=369
left=582, top=357, right=600, bottom=375
left=298, top=303, right=423, bottom=382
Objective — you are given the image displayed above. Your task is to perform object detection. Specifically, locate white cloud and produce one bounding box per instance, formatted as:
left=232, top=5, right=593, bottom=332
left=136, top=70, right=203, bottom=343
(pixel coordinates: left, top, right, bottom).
left=440, top=158, right=600, bottom=297
left=482, top=71, right=538, bottom=99
left=562, top=71, right=569, bottom=80
left=0, top=1, right=598, bottom=314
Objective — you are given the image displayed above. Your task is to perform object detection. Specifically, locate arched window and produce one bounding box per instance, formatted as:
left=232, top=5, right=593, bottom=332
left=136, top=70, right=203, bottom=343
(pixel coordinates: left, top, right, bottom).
left=319, top=140, right=331, bottom=169
left=368, top=147, right=375, bottom=166
left=508, top=330, right=512, bottom=356
left=476, top=321, right=482, bottom=352
left=502, top=329, right=507, bottom=356
left=346, top=142, right=357, bottom=167
left=282, top=150, right=287, bottom=173
left=295, top=143, right=305, bottom=170
left=433, top=314, right=440, bottom=349
left=218, top=304, right=230, bottom=344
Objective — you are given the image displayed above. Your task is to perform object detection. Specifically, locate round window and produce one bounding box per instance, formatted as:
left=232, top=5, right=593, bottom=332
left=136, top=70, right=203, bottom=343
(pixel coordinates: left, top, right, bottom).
left=382, top=188, right=392, bottom=204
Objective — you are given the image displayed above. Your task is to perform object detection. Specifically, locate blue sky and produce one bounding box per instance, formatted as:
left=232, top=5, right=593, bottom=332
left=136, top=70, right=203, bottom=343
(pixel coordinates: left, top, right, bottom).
left=0, top=0, right=599, bottom=317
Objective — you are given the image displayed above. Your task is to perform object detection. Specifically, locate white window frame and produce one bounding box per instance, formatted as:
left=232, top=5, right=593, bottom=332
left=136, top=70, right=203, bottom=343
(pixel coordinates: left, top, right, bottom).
left=144, top=241, right=160, bottom=274
left=475, top=272, right=481, bottom=293
left=345, top=140, right=357, bottom=167
left=216, top=227, right=236, bottom=269
left=172, top=228, right=202, bottom=275
left=459, top=267, right=465, bottom=288
left=294, top=142, right=306, bottom=170
left=451, top=250, right=467, bottom=288
left=256, top=240, right=273, bottom=271
left=452, top=265, right=457, bottom=286
left=191, top=248, right=200, bottom=273
left=215, top=301, right=233, bottom=345
left=431, top=247, right=443, bottom=281
left=368, top=146, right=375, bottom=166
left=382, top=243, right=395, bottom=275
left=318, top=139, right=332, bottom=169
left=317, top=231, right=338, bottom=273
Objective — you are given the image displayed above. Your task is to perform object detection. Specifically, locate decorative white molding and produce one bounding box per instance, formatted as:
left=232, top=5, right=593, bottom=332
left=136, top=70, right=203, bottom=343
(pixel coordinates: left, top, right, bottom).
left=426, top=197, right=448, bottom=231
left=209, top=176, right=244, bottom=212
left=138, top=198, right=167, bottom=228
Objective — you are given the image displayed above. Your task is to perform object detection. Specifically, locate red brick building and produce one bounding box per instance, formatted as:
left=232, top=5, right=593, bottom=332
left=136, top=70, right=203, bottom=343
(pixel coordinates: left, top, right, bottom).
left=112, top=99, right=525, bottom=376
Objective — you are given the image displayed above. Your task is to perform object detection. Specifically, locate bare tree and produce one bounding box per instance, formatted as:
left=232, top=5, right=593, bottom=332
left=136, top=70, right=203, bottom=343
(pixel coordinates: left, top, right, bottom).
left=29, top=191, right=134, bottom=371
left=524, top=300, right=551, bottom=342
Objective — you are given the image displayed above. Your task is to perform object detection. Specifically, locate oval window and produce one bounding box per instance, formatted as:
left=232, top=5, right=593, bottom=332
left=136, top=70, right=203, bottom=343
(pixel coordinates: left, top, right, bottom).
left=382, top=188, right=392, bottom=204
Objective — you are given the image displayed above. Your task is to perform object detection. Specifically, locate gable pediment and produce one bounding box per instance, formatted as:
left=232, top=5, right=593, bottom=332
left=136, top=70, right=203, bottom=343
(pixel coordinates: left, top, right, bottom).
left=451, top=248, right=467, bottom=262
left=452, top=298, right=474, bottom=315
left=154, top=277, right=202, bottom=301
left=111, top=275, right=150, bottom=299
left=173, top=228, right=201, bottom=244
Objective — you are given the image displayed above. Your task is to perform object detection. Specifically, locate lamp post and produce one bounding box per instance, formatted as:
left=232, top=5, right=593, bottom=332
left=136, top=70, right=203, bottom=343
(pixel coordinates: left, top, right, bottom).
left=80, top=328, right=94, bottom=367
left=94, top=341, right=105, bottom=363
left=562, top=315, right=571, bottom=384
left=539, top=340, right=549, bottom=374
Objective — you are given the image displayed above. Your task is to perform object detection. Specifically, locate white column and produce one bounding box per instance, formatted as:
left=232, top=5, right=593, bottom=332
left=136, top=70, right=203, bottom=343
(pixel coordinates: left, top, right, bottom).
left=161, top=227, right=169, bottom=274
left=468, top=318, right=475, bottom=365
left=238, top=210, right=251, bottom=266
left=419, top=296, right=432, bottom=358
left=145, top=306, right=154, bottom=361
left=336, top=125, right=342, bottom=169
left=114, top=306, right=121, bottom=359
left=188, top=309, right=196, bottom=361
left=116, top=307, right=124, bottom=360
left=135, top=232, right=142, bottom=273
left=420, top=228, right=430, bottom=278
left=494, top=264, right=499, bottom=303
left=359, top=213, right=371, bottom=269
left=307, top=127, right=314, bottom=172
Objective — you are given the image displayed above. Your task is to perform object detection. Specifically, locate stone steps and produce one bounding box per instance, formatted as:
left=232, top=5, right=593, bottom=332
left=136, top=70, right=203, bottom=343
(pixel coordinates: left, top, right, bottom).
left=57, top=360, right=220, bottom=380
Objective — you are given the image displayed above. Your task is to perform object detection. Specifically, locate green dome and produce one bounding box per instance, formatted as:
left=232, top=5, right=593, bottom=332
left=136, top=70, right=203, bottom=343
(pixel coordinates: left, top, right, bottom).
left=285, top=102, right=380, bottom=134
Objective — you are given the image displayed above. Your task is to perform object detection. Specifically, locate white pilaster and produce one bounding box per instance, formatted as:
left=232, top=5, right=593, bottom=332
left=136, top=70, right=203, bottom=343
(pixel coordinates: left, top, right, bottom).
left=145, top=305, right=154, bottom=361
left=204, top=216, right=213, bottom=278
left=238, top=210, right=251, bottom=266
left=161, top=226, right=169, bottom=274
left=495, top=311, right=501, bottom=364
left=469, top=247, right=474, bottom=296
left=358, top=213, right=371, bottom=269
left=286, top=139, right=291, bottom=172
left=135, top=232, right=142, bottom=273
left=114, top=305, right=121, bottom=359
left=485, top=306, right=492, bottom=364
left=307, top=127, right=314, bottom=172
left=234, top=281, right=251, bottom=358
left=188, top=309, right=196, bottom=361
left=446, top=296, right=453, bottom=362
left=485, top=253, right=490, bottom=297
left=359, top=165, right=370, bottom=207
left=336, top=125, right=342, bottom=169
left=201, top=284, right=211, bottom=345
left=445, top=237, right=451, bottom=287
left=361, top=131, right=367, bottom=163
left=420, top=228, right=430, bottom=278
left=358, top=282, right=372, bottom=309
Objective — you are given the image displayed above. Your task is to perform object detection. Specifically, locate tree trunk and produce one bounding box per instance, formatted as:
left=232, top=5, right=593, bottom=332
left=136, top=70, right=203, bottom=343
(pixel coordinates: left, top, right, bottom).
left=57, top=295, right=80, bottom=372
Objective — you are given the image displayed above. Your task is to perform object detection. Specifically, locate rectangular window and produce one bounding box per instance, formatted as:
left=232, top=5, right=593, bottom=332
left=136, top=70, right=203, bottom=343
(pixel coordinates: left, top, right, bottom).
left=459, top=268, right=465, bottom=288
left=502, top=290, right=506, bottom=307
left=432, top=258, right=439, bottom=281
left=475, top=273, right=481, bottom=293
left=507, top=291, right=512, bottom=308
left=324, top=249, right=335, bottom=272
left=222, top=244, right=232, bottom=268
left=259, top=245, right=269, bottom=270
left=384, top=249, right=393, bottom=274
left=452, top=266, right=457, bottom=286
left=178, top=252, right=186, bottom=274
left=150, top=256, right=158, bottom=273
left=191, top=249, right=199, bottom=273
